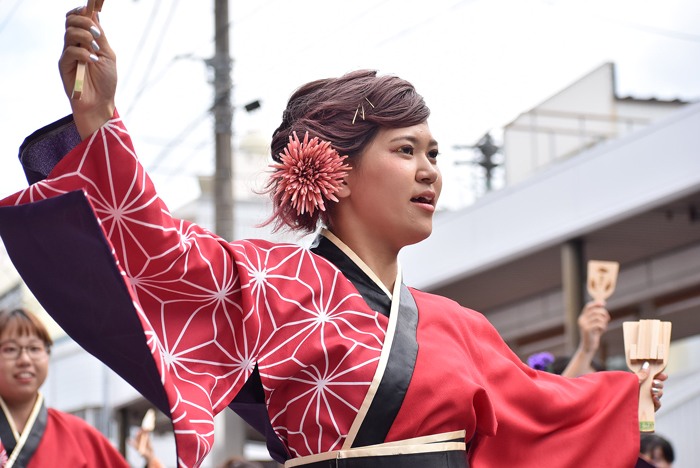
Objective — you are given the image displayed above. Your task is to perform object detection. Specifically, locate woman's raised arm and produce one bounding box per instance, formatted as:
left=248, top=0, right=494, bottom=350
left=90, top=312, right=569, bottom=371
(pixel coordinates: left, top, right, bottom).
left=59, top=7, right=116, bottom=140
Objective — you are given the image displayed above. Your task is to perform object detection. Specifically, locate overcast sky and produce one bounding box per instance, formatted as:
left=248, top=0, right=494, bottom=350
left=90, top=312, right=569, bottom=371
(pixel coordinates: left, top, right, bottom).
left=1, top=0, right=699, bottom=211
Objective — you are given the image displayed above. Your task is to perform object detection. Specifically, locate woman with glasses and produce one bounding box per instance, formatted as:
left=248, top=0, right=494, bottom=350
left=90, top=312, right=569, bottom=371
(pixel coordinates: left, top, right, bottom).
left=0, top=309, right=155, bottom=468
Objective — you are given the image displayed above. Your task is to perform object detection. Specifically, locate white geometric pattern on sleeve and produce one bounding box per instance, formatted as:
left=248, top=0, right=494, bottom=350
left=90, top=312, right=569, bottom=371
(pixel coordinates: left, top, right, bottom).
left=6, top=115, right=387, bottom=468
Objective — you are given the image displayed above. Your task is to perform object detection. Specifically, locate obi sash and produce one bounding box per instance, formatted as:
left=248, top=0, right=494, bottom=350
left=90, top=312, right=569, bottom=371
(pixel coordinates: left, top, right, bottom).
left=0, top=394, right=48, bottom=468
left=286, top=431, right=469, bottom=468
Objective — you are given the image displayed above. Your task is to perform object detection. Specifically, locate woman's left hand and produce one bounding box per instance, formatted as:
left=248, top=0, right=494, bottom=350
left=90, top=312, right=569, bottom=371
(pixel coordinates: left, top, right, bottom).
left=650, top=373, right=667, bottom=412
left=637, top=362, right=667, bottom=412
left=59, top=7, right=117, bottom=139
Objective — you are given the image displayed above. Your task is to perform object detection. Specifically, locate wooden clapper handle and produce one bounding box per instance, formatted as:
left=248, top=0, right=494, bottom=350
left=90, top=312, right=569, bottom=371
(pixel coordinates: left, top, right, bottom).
left=623, top=320, right=672, bottom=432
left=138, top=409, right=156, bottom=454
left=72, top=0, right=105, bottom=99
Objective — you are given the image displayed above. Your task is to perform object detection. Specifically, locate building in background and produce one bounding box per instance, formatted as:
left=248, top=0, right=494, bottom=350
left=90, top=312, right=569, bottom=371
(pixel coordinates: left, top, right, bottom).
left=504, top=62, right=687, bottom=186
left=401, top=63, right=699, bottom=468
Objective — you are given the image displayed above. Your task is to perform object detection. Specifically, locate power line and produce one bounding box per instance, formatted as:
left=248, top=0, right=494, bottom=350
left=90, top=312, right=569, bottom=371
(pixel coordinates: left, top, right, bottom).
left=122, top=0, right=164, bottom=90
left=125, top=0, right=182, bottom=118
left=147, top=107, right=211, bottom=172
left=242, top=0, right=479, bottom=97
left=163, top=138, right=212, bottom=181
left=540, top=0, right=700, bottom=45
left=375, top=0, right=478, bottom=48
left=595, top=15, right=700, bottom=44
left=123, top=0, right=275, bottom=120
left=0, top=0, right=22, bottom=37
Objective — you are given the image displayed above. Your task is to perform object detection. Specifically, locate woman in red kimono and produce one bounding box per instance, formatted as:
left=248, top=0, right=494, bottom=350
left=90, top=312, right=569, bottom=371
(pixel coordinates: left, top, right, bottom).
left=0, top=8, right=665, bottom=468
left=0, top=309, right=133, bottom=468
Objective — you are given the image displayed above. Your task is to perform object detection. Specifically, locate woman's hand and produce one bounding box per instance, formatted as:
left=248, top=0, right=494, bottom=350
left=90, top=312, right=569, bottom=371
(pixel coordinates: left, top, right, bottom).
left=560, top=301, right=610, bottom=377
left=637, top=362, right=667, bottom=412
left=578, top=300, right=610, bottom=355
left=59, top=7, right=117, bottom=140
left=128, top=429, right=166, bottom=468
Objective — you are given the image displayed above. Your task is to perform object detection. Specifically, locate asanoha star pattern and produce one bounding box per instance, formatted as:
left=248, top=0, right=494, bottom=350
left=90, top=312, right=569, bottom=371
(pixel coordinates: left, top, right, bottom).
left=2, top=114, right=388, bottom=468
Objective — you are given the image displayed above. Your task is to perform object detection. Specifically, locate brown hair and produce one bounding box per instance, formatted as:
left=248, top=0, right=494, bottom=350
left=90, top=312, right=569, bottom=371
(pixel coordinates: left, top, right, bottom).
left=0, top=309, right=53, bottom=347
left=264, top=69, right=430, bottom=234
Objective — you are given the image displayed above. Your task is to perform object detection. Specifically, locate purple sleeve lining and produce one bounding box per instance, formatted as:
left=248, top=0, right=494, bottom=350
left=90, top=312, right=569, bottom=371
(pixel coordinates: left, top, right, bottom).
left=18, top=115, right=82, bottom=185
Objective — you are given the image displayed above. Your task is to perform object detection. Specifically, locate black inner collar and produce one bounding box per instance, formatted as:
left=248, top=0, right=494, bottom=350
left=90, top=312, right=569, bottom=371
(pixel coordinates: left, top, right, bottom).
left=310, top=234, right=392, bottom=318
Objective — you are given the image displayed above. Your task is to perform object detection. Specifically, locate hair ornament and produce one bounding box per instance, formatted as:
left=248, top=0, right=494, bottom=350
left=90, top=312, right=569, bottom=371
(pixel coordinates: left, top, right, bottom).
left=270, top=132, right=351, bottom=216
left=352, top=98, right=376, bottom=124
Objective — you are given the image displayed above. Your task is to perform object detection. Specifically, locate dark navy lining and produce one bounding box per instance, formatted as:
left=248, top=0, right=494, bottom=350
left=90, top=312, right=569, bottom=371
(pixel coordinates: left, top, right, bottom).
left=13, top=400, right=48, bottom=468
left=350, top=283, right=419, bottom=448
left=310, top=234, right=420, bottom=449
left=0, top=192, right=171, bottom=419
left=0, top=398, right=48, bottom=468
left=0, top=400, right=17, bottom=455
left=310, top=235, right=391, bottom=318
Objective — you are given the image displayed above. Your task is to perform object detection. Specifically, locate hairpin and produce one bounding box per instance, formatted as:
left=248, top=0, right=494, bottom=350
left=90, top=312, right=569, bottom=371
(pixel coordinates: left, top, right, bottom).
left=352, top=98, right=376, bottom=124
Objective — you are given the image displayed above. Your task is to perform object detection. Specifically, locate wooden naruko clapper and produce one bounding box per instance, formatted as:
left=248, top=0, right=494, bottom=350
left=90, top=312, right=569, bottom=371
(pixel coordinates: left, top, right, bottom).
left=587, top=260, right=672, bottom=432
left=72, top=0, right=105, bottom=100
left=623, top=320, right=671, bottom=432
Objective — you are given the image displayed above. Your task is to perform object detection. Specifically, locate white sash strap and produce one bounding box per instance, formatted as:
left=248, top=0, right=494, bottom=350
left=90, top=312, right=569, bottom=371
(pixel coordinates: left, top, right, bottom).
left=286, top=430, right=468, bottom=468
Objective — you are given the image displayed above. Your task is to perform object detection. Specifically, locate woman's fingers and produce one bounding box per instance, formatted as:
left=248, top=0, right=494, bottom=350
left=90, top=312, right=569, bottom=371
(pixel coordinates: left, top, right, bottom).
left=60, top=45, right=98, bottom=70
left=66, top=6, right=83, bottom=18
left=64, top=9, right=108, bottom=44
left=64, top=26, right=95, bottom=52
left=651, top=373, right=667, bottom=411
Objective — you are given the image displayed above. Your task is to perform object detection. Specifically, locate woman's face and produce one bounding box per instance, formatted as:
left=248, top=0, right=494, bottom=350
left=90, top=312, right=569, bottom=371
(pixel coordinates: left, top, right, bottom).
left=649, top=447, right=672, bottom=468
left=0, top=330, right=49, bottom=405
left=337, top=121, right=442, bottom=251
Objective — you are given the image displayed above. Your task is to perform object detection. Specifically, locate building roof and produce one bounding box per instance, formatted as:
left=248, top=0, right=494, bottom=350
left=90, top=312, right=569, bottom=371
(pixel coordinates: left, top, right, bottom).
left=401, top=101, right=700, bottom=291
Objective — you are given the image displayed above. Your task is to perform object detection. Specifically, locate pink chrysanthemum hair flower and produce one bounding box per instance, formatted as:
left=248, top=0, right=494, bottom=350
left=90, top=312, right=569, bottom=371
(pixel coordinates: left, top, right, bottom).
left=270, top=132, right=351, bottom=216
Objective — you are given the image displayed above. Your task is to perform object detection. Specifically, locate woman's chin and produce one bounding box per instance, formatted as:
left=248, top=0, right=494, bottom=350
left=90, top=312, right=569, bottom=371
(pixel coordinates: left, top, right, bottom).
left=399, top=226, right=433, bottom=248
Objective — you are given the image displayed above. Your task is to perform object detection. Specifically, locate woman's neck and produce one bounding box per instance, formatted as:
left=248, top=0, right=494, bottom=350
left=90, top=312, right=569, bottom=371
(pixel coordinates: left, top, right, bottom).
left=326, top=227, right=400, bottom=293
left=4, top=394, right=38, bottom=434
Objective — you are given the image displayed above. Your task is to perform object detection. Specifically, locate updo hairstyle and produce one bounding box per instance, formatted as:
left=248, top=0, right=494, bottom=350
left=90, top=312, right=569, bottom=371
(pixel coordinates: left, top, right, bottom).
left=265, top=70, right=430, bottom=234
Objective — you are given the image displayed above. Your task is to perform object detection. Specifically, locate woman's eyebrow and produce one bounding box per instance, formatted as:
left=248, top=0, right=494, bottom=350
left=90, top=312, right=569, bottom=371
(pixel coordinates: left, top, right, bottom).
left=388, top=135, right=439, bottom=146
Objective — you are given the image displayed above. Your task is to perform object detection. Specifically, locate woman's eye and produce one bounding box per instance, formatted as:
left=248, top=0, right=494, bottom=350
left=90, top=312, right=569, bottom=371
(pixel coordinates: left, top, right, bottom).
left=398, top=146, right=413, bottom=155
left=428, top=150, right=439, bottom=159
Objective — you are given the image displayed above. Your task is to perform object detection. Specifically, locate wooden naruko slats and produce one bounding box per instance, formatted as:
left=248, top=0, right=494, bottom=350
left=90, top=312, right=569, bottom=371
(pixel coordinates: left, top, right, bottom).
left=623, top=320, right=672, bottom=432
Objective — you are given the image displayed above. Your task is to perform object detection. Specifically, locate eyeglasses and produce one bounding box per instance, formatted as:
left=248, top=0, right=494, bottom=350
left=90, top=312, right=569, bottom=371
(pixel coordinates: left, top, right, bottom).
left=0, top=343, right=50, bottom=361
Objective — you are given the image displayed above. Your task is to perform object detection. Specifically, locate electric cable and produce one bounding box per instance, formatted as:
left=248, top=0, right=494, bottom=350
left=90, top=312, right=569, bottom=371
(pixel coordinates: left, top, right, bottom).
left=146, top=108, right=211, bottom=172
left=0, top=0, right=22, bottom=37
left=124, top=0, right=182, bottom=118
left=122, top=0, right=164, bottom=90
left=539, top=0, right=700, bottom=45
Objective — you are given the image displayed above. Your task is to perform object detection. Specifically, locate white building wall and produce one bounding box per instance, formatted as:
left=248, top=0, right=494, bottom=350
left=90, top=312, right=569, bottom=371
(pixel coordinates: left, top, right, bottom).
left=402, top=101, right=700, bottom=291
left=503, top=63, right=689, bottom=187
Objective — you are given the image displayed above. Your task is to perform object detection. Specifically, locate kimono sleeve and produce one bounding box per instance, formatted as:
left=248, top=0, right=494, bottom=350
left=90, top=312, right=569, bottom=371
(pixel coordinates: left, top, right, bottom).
left=28, top=409, right=132, bottom=468
left=0, top=114, right=279, bottom=467
left=466, top=310, right=641, bottom=468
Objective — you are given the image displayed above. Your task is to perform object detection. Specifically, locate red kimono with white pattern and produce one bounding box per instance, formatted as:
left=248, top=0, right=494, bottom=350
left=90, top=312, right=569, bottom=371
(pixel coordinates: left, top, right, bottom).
left=0, top=114, right=641, bottom=468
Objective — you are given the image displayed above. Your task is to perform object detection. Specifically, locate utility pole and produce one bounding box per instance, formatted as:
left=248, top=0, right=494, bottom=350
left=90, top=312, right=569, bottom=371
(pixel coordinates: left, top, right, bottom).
left=212, top=0, right=234, bottom=240
left=208, top=4, right=247, bottom=465
left=453, top=133, right=501, bottom=193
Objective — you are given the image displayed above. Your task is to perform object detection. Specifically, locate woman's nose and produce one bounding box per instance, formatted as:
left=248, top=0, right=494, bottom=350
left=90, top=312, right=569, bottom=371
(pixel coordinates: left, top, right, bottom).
left=417, top=155, right=439, bottom=184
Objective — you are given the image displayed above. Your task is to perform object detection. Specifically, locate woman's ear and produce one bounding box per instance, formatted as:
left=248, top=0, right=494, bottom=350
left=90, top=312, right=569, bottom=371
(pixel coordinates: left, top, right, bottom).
left=335, top=178, right=351, bottom=199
